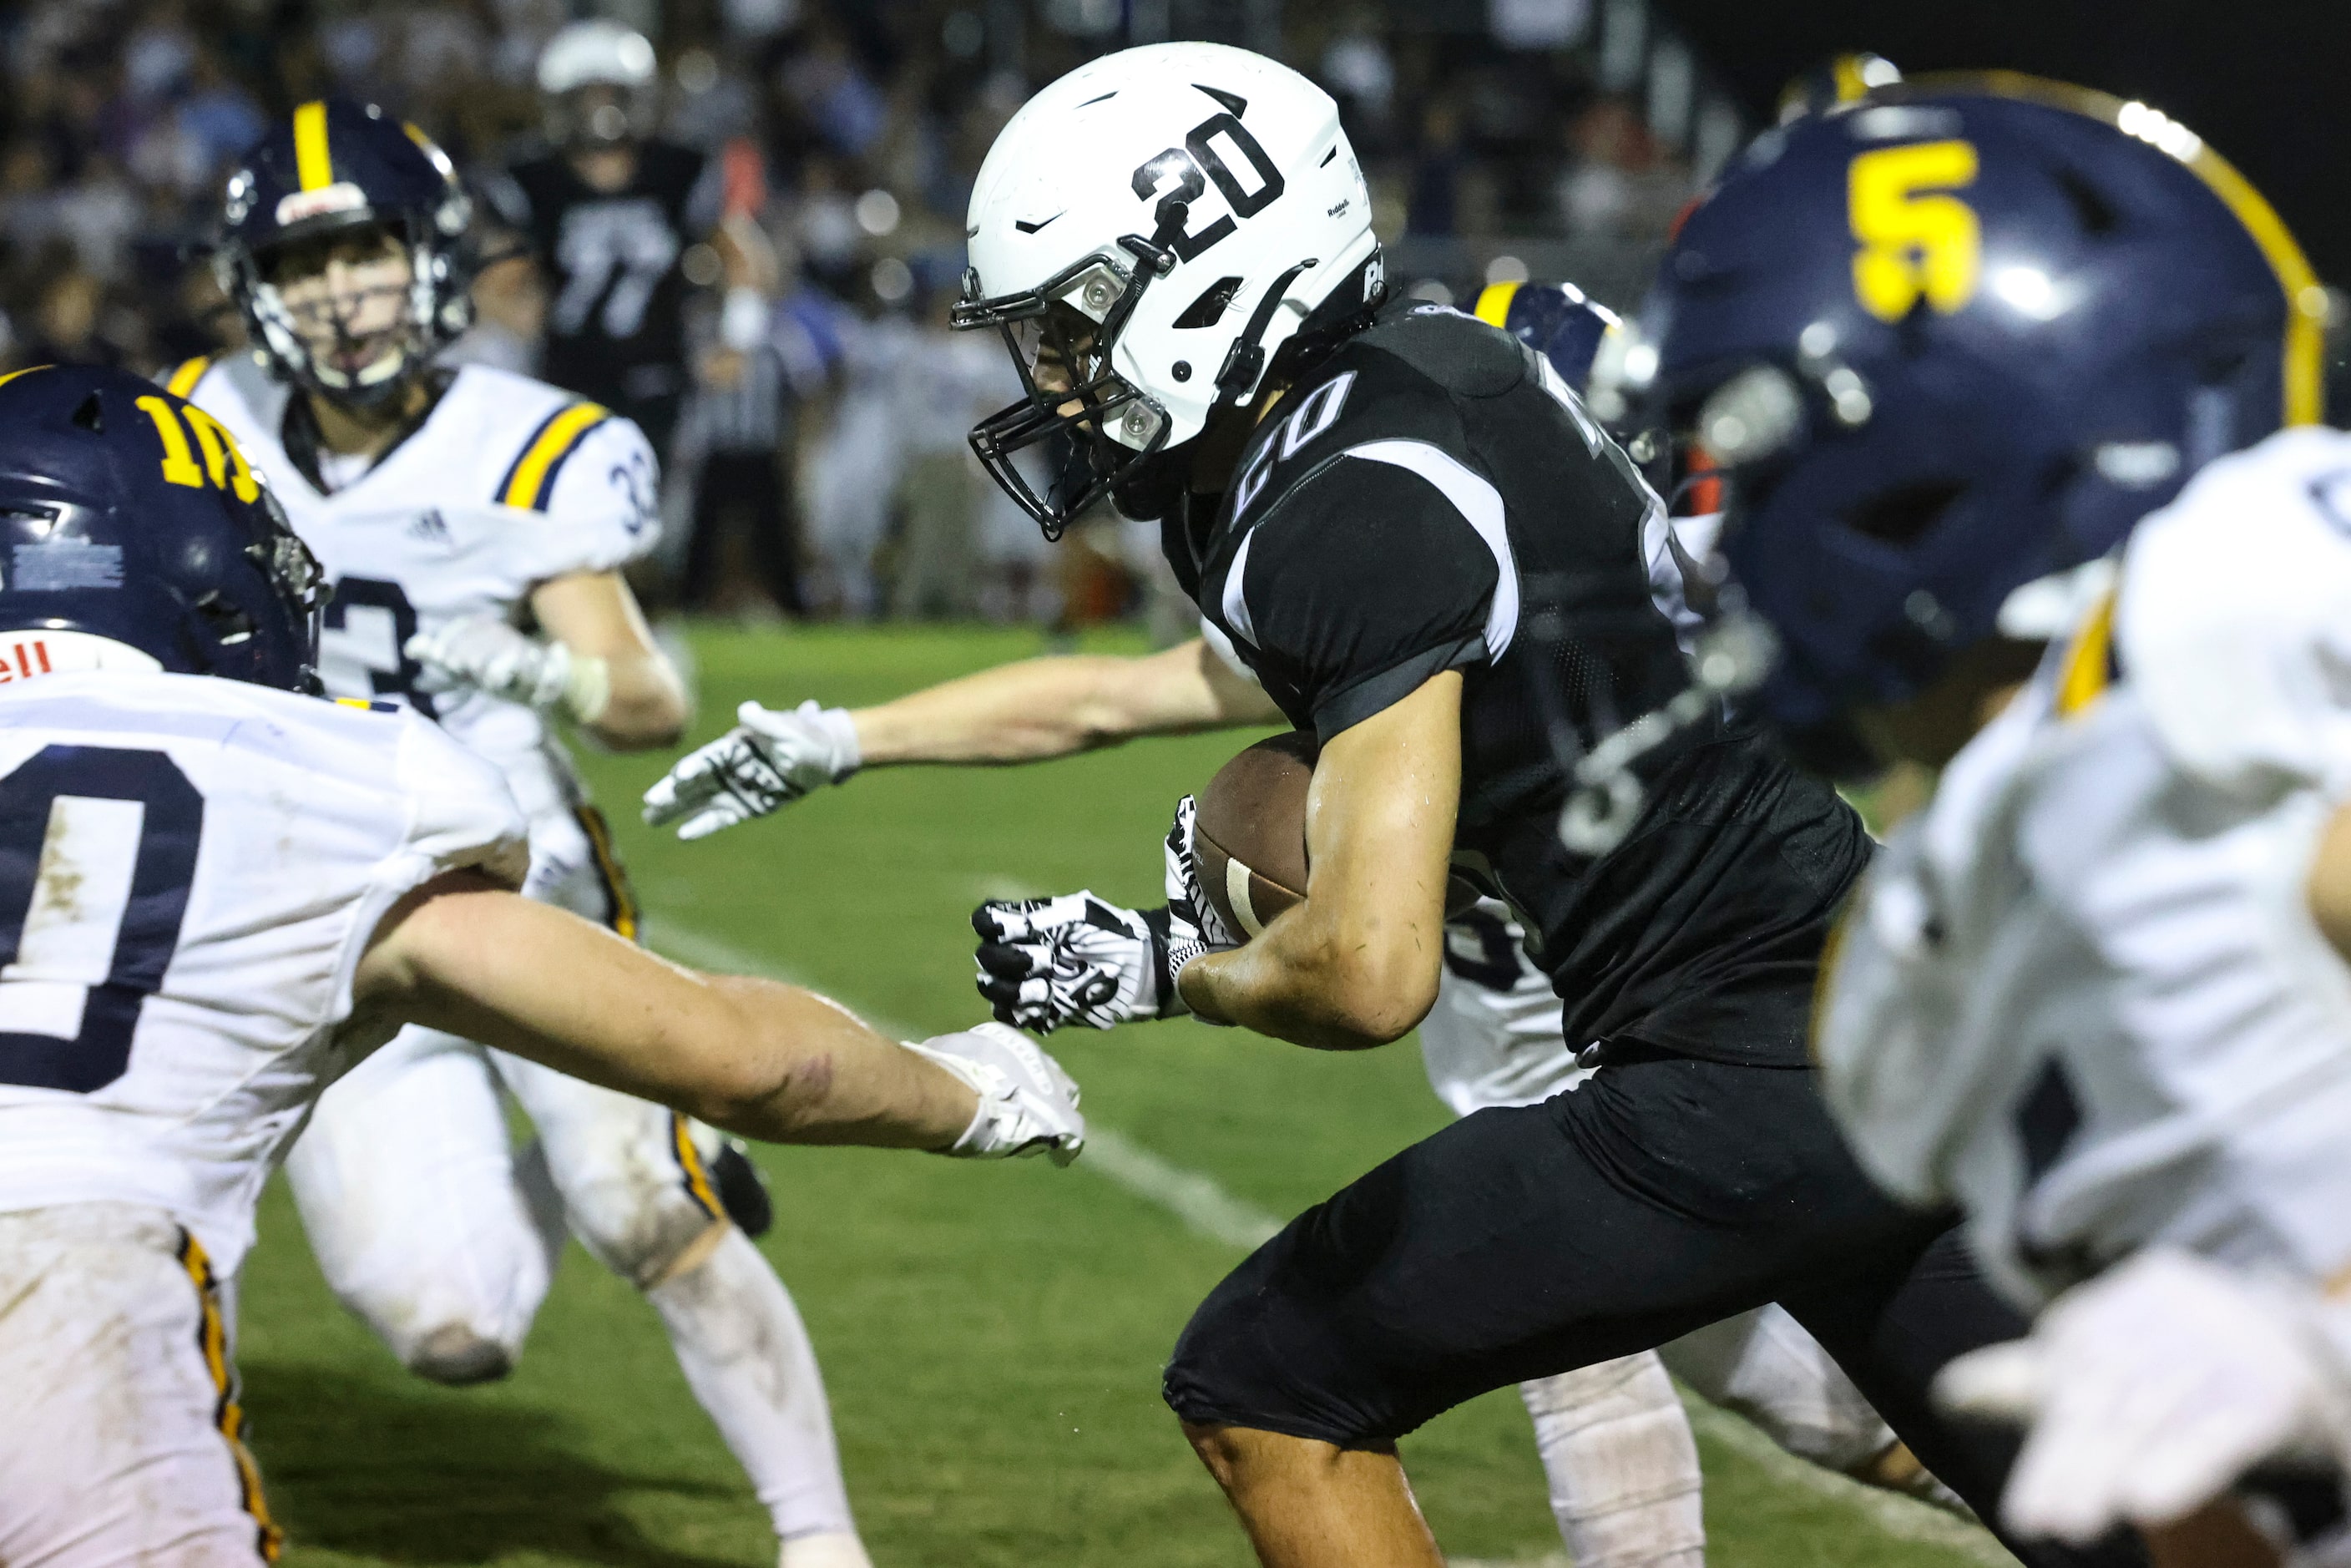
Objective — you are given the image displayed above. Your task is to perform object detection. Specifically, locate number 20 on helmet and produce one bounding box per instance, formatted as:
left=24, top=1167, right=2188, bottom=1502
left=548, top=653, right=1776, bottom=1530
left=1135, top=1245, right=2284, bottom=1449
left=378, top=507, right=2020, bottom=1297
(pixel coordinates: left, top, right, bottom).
left=953, top=43, right=1383, bottom=539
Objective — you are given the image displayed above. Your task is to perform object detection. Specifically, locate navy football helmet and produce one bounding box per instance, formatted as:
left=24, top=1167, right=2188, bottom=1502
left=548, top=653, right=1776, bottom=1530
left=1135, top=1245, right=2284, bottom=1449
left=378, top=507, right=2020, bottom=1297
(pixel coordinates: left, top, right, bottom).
left=0, top=366, right=326, bottom=691
left=1471, top=278, right=1625, bottom=410
left=1777, top=53, right=1904, bottom=125
left=216, top=97, right=473, bottom=404
left=1637, top=73, right=2324, bottom=776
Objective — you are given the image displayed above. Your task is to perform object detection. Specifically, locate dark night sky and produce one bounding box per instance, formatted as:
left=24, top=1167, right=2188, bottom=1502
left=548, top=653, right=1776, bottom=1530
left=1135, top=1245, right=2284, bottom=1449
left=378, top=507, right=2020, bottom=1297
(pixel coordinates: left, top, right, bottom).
left=1656, top=0, right=2350, bottom=280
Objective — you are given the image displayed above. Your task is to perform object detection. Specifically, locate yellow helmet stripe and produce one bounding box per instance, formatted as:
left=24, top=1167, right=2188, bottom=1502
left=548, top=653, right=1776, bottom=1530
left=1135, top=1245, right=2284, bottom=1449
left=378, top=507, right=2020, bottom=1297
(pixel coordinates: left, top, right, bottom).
left=1473, top=280, right=1523, bottom=329
left=291, top=100, right=334, bottom=192
left=1831, top=53, right=1872, bottom=105
left=0, top=366, right=54, bottom=392
left=497, top=401, right=613, bottom=510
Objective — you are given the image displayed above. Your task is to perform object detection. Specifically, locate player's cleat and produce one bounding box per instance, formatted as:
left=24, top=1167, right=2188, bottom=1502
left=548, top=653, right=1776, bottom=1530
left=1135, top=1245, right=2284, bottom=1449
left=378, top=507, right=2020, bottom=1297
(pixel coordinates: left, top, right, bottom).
left=902, top=1024, right=1085, bottom=1165
left=710, top=1139, right=775, bottom=1239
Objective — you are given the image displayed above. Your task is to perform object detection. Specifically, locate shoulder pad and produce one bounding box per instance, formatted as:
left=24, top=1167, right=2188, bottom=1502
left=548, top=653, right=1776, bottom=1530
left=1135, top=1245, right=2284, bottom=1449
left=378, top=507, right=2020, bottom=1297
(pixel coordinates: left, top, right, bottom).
left=1352, top=301, right=1527, bottom=398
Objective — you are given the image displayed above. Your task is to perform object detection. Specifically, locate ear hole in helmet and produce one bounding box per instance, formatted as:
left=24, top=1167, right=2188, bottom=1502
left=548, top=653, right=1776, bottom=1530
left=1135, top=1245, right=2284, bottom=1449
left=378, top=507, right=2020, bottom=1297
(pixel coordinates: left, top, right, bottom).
left=1843, top=479, right=1964, bottom=547
left=2053, top=167, right=2120, bottom=237
left=1175, top=276, right=1244, bottom=330
left=71, top=393, right=104, bottom=434
left=194, top=590, right=256, bottom=645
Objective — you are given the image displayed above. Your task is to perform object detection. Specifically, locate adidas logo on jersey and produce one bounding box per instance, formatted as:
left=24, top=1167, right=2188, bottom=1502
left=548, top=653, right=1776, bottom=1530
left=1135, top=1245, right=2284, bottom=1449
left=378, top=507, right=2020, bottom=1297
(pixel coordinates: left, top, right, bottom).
left=409, top=508, right=451, bottom=544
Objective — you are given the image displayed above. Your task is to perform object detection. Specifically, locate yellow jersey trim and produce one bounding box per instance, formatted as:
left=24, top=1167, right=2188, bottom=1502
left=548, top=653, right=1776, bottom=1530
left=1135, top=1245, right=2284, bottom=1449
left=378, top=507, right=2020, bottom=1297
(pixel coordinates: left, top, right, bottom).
left=497, top=401, right=612, bottom=512
left=1473, top=281, right=1522, bottom=329
left=0, top=365, right=55, bottom=392
left=2055, top=588, right=2121, bottom=719
left=165, top=357, right=214, bottom=399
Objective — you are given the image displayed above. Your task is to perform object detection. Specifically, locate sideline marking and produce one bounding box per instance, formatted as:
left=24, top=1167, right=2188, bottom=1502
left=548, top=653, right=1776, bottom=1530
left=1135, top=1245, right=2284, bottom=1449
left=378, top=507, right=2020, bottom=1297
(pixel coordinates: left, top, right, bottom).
left=648, top=918, right=2009, bottom=1567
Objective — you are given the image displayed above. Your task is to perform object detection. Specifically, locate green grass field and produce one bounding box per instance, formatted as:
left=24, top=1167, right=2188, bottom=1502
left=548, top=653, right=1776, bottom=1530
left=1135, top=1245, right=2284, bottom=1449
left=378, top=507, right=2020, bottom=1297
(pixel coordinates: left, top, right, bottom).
left=237, top=625, right=2007, bottom=1568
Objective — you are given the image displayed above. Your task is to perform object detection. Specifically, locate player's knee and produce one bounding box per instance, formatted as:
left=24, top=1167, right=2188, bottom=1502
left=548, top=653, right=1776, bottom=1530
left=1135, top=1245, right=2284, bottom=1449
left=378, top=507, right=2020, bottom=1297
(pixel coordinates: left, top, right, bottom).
left=405, top=1321, right=515, bottom=1385
left=561, top=1175, right=724, bottom=1290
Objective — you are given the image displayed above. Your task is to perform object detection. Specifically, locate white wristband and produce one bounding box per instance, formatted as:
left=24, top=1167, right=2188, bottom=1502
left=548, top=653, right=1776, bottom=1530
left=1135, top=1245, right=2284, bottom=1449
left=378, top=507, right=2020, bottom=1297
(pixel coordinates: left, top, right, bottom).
left=561, top=652, right=611, bottom=726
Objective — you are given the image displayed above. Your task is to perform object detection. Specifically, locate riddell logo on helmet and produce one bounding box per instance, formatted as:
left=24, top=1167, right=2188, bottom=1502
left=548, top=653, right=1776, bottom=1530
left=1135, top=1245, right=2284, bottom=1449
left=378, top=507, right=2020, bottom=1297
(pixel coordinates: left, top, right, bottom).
left=276, top=183, right=368, bottom=226
left=0, top=640, right=58, bottom=684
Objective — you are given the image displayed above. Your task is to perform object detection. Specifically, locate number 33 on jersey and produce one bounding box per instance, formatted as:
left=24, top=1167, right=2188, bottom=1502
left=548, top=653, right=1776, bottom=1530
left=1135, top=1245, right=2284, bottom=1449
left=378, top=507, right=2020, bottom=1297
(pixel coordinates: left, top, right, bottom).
left=160, top=354, right=657, bottom=748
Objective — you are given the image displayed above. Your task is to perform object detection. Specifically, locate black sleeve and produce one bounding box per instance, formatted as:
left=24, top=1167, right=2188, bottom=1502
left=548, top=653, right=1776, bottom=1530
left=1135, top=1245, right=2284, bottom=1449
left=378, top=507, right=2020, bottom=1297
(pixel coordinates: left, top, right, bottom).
left=1237, top=451, right=1499, bottom=742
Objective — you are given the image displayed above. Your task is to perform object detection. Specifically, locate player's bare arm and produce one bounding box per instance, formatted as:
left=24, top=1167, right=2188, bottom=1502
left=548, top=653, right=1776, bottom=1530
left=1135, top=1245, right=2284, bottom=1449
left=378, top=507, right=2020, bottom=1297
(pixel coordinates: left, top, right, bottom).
left=1177, top=673, right=1460, bottom=1050
left=2308, top=804, right=2351, bottom=964
left=854, top=637, right=1279, bottom=766
left=529, top=569, right=688, bottom=748
left=354, top=870, right=1081, bottom=1159
left=645, top=636, right=1281, bottom=838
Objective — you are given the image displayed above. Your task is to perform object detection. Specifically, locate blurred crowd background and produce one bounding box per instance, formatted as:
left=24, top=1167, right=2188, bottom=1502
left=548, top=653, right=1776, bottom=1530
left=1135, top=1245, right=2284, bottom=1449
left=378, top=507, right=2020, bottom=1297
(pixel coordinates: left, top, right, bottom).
left=0, top=0, right=1737, bottom=629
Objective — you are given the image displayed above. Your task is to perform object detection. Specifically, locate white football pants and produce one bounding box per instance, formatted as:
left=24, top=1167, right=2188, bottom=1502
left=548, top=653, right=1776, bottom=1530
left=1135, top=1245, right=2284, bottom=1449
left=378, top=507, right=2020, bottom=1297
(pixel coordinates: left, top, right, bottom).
left=282, top=811, right=863, bottom=1553
left=0, top=1203, right=281, bottom=1567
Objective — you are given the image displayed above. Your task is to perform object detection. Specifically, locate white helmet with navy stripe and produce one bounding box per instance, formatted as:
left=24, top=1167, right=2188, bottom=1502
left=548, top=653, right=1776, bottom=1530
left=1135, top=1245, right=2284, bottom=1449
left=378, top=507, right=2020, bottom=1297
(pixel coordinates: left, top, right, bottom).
left=953, top=43, right=1380, bottom=539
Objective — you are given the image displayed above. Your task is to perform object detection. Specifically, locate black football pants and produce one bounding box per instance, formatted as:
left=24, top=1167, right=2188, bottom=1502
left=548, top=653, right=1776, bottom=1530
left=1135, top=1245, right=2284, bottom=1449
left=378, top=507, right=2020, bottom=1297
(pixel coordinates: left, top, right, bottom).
left=1162, top=1046, right=2143, bottom=1568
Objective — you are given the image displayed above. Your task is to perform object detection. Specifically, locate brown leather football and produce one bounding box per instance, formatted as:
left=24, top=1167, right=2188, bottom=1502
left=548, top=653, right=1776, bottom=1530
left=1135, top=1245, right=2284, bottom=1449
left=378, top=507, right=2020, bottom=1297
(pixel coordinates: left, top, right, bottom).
left=1193, top=731, right=1316, bottom=939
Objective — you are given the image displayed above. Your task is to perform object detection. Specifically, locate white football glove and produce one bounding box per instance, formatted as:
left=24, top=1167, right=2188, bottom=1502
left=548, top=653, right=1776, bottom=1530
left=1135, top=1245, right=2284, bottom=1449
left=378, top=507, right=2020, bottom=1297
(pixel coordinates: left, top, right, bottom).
left=1935, top=1249, right=2351, bottom=1544
left=901, top=1021, right=1084, bottom=1164
left=640, top=700, right=861, bottom=840
left=406, top=616, right=610, bottom=723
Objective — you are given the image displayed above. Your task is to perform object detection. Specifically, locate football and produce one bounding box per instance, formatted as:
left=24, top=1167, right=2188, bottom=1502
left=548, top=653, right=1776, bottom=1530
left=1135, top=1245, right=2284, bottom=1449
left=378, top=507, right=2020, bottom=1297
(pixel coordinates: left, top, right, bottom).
left=1193, top=730, right=1317, bottom=938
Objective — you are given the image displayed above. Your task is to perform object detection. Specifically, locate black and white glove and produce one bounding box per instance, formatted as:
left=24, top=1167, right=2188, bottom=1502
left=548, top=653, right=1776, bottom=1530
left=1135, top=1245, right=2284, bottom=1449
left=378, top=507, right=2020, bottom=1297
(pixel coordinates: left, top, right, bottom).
left=1163, top=793, right=1239, bottom=951
left=640, top=699, right=861, bottom=840
left=971, top=893, right=1200, bottom=1032
left=969, top=797, right=1238, bottom=1034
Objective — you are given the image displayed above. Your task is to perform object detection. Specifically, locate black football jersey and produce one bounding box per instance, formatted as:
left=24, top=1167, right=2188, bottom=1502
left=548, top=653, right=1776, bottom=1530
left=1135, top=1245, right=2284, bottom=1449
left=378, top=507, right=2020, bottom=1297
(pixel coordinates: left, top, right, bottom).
left=1176, top=297, right=1871, bottom=1066
left=488, top=139, right=721, bottom=409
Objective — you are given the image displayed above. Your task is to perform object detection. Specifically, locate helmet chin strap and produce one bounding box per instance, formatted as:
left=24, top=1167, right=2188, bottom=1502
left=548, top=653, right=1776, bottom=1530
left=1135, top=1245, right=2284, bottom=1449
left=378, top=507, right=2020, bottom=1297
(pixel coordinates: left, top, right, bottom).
left=1213, top=260, right=1317, bottom=409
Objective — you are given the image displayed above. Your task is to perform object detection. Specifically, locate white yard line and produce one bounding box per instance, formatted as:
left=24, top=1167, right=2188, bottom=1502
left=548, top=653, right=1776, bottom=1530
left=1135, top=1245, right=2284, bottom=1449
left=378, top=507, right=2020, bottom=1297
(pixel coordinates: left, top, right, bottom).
left=646, top=916, right=2012, bottom=1568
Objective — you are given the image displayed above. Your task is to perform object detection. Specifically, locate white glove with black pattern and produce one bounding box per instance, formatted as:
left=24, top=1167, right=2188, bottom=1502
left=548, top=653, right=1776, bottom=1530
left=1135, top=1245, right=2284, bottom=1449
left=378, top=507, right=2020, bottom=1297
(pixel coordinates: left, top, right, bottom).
left=641, top=699, right=861, bottom=840
left=971, top=892, right=1200, bottom=1033
left=969, top=797, right=1237, bottom=1034
left=1162, top=793, right=1238, bottom=952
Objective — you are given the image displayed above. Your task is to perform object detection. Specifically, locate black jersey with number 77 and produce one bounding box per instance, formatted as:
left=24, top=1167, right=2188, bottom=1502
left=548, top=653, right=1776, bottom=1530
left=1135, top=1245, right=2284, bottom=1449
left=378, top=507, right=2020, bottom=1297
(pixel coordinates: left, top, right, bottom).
left=1176, top=296, right=1871, bottom=1067
left=488, top=140, right=722, bottom=413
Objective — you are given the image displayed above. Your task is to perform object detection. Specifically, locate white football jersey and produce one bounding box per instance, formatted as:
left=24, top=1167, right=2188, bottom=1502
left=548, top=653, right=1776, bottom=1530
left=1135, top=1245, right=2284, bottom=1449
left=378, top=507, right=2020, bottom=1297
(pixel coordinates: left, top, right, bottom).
left=0, top=669, right=528, bottom=1274
left=1818, top=427, right=2351, bottom=1308
left=165, top=353, right=659, bottom=828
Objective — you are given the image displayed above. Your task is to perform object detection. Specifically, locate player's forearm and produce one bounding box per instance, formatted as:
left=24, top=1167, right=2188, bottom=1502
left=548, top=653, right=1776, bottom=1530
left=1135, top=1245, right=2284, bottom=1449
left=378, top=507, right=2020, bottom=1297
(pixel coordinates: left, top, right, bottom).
left=584, top=647, right=689, bottom=750
left=852, top=642, right=1239, bottom=766
left=367, top=883, right=973, bottom=1146
left=1180, top=673, right=1458, bottom=1048
left=1179, top=903, right=1440, bottom=1049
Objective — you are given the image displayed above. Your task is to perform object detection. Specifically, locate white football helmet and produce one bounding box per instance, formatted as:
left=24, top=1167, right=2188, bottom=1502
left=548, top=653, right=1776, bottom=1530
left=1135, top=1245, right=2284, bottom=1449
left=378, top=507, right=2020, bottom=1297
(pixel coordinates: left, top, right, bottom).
left=538, top=21, right=660, bottom=147
left=953, top=43, right=1380, bottom=537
